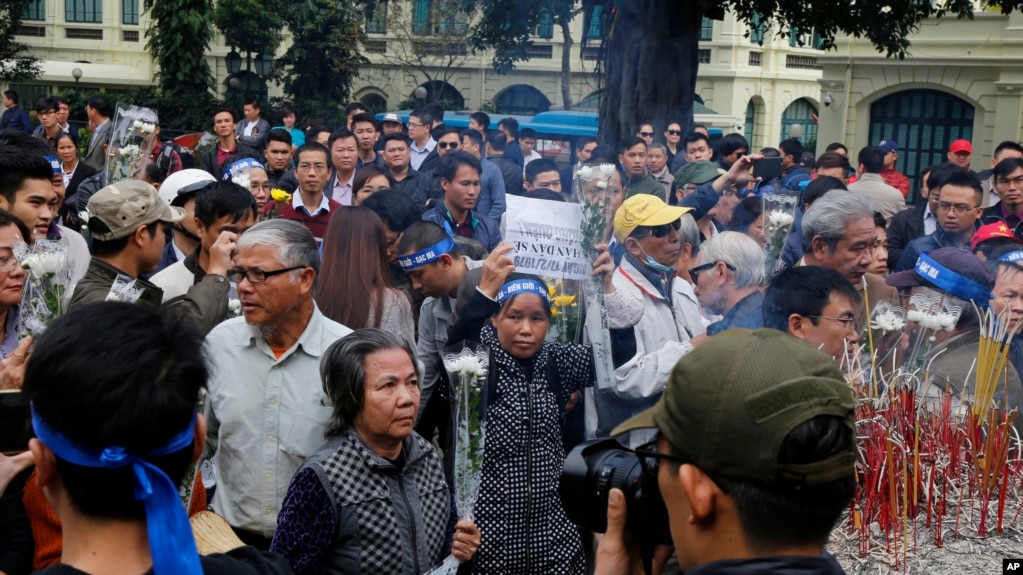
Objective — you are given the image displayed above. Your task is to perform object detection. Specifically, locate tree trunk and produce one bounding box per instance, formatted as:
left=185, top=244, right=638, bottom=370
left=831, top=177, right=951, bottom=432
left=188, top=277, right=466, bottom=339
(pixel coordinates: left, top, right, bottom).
left=599, top=0, right=701, bottom=145
left=559, top=17, right=573, bottom=110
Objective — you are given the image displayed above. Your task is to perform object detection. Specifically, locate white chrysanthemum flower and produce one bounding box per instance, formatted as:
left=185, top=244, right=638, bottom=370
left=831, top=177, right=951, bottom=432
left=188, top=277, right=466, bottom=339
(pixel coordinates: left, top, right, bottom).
left=228, top=299, right=242, bottom=316
left=576, top=166, right=593, bottom=180
left=444, top=351, right=488, bottom=379
left=599, top=163, right=616, bottom=180
left=768, top=210, right=794, bottom=229
left=596, top=180, right=608, bottom=190
left=870, top=311, right=906, bottom=333
left=21, top=252, right=65, bottom=278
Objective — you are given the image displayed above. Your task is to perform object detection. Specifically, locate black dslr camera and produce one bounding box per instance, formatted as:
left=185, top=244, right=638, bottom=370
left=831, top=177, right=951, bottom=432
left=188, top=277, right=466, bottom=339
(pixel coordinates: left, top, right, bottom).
left=559, top=438, right=673, bottom=546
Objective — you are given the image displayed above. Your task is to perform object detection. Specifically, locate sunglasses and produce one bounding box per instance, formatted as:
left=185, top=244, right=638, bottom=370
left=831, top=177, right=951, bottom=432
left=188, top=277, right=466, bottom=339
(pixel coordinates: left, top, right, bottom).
left=639, top=131, right=654, bottom=138
left=634, top=219, right=682, bottom=239
left=689, top=260, right=736, bottom=283
left=438, top=142, right=459, bottom=149
left=666, top=130, right=682, bottom=136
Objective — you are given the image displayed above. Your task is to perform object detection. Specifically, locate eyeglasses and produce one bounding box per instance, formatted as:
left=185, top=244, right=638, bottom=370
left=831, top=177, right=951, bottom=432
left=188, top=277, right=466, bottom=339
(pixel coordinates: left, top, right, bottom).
left=689, top=260, right=736, bottom=283
left=0, top=254, right=19, bottom=274
left=437, top=141, right=459, bottom=149
left=936, top=201, right=978, bottom=214
left=636, top=219, right=681, bottom=239
left=407, top=121, right=426, bottom=129
left=996, top=175, right=1023, bottom=187
left=809, top=315, right=857, bottom=329
left=666, top=130, right=682, bottom=136
left=638, top=132, right=654, bottom=138
left=296, top=162, right=328, bottom=172
left=227, top=265, right=306, bottom=284
left=634, top=441, right=730, bottom=493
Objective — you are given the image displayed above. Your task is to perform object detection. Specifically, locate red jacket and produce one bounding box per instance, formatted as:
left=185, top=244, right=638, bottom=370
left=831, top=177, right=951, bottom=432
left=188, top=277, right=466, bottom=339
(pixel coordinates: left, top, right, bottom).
left=881, top=168, right=910, bottom=199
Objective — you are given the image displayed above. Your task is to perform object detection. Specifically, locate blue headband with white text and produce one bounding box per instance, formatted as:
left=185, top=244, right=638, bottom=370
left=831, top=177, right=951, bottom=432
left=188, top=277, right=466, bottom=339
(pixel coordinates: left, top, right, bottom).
left=496, top=278, right=551, bottom=306
left=31, top=407, right=202, bottom=575
left=915, top=253, right=992, bottom=306
left=222, top=157, right=265, bottom=181
left=398, top=221, right=456, bottom=270
left=999, top=250, right=1023, bottom=264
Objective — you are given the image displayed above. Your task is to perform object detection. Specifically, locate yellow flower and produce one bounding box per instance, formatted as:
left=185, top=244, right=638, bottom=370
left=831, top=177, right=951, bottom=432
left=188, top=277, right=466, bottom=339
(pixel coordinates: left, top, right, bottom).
left=548, top=284, right=557, bottom=297
left=552, top=294, right=576, bottom=308
left=270, top=188, right=292, bottom=203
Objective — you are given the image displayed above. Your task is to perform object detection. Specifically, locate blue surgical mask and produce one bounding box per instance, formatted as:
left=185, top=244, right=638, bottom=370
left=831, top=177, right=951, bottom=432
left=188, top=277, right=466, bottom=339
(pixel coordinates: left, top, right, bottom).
left=634, top=242, right=675, bottom=275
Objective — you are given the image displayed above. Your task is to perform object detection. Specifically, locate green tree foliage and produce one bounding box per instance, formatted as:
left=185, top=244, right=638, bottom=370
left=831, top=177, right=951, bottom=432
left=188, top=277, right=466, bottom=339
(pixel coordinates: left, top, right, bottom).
left=144, top=0, right=215, bottom=96
left=0, top=0, right=43, bottom=82
left=276, top=0, right=369, bottom=114
left=469, top=0, right=1009, bottom=145
left=213, top=0, right=287, bottom=56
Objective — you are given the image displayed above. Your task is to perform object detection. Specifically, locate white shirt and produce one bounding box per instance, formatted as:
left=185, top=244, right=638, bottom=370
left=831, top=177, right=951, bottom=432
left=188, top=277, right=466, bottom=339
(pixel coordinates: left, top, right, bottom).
left=923, top=203, right=937, bottom=236
left=410, top=138, right=435, bottom=171
left=522, top=150, right=542, bottom=173
left=203, top=306, right=352, bottom=537
left=294, top=189, right=332, bottom=217
left=329, top=173, right=353, bottom=206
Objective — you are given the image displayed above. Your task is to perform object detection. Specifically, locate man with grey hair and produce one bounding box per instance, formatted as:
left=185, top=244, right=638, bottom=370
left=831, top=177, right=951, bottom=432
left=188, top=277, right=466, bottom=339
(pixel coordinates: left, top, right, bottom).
left=646, top=142, right=674, bottom=199
left=202, top=219, right=352, bottom=548
left=801, top=190, right=897, bottom=330
left=692, top=231, right=766, bottom=335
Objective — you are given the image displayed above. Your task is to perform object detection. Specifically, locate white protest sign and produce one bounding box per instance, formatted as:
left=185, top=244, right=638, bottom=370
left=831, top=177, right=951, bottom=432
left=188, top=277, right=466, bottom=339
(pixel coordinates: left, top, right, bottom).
left=504, top=195, right=590, bottom=280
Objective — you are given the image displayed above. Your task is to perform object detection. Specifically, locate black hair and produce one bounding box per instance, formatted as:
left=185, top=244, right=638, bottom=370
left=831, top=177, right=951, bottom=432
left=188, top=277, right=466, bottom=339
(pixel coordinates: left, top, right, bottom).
left=194, top=180, right=257, bottom=228
left=525, top=158, right=559, bottom=186
left=825, top=142, right=848, bottom=154
left=0, top=129, right=57, bottom=156
left=994, top=140, right=1023, bottom=159
left=53, top=96, right=69, bottom=108
left=432, top=125, right=460, bottom=141
left=305, top=116, right=325, bottom=129
left=856, top=146, right=885, bottom=174
left=410, top=107, right=434, bottom=127
left=718, top=133, right=750, bottom=157
left=803, top=176, right=847, bottom=209
left=587, top=144, right=619, bottom=165
left=424, top=103, right=444, bottom=123
left=23, top=303, right=207, bottom=520
left=0, top=146, right=53, bottom=205
left=497, top=117, right=519, bottom=138
left=729, top=196, right=764, bottom=234
left=814, top=152, right=851, bottom=174
left=491, top=272, right=551, bottom=319
left=763, top=265, right=862, bottom=331
left=618, top=136, right=646, bottom=154
left=294, top=142, right=330, bottom=165
left=280, top=103, right=297, bottom=118
left=362, top=189, right=422, bottom=233
left=242, top=96, right=260, bottom=109
left=382, top=132, right=411, bottom=148
left=86, top=95, right=112, bottom=117
left=90, top=219, right=160, bottom=258
left=694, top=414, right=856, bottom=549
left=345, top=101, right=367, bottom=115
left=873, top=211, right=886, bottom=230
left=212, top=107, right=237, bottom=123
left=926, top=162, right=959, bottom=192
left=144, top=163, right=166, bottom=185
left=682, top=131, right=710, bottom=149
left=350, top=112, right=379, bottom=132
left=937, top=167, right=983, bottom=204
left=992, top=157, right=1023, bottom=181
left=397, top=220, right=462, bottom=258
left=976, top=238, right=1022, bottom=260
left=327, top=127, right=356, bottom=149
left=34, top=97, right=58, bottom=114
left=575, top=136, right=596, bottom=151
left=529, top=188, right=566, bottom=202
left=0, top=208, right=32, bottom=243
left=486, top=130, right=507, bottom=152
left=305, top=125, right=331, bottom=144
left=353, top=165, right=396, bottom=194
left=438, top=150, right=480, bottom=182
left=459, top=128, right=483, bottom=150
left=519, top=127, right=537, bottom=140
left=267, top=128, right=293, bottom=147
left=3, top=90, right=17, bottom=104
left=469, top=111, right=490, bottom=130
left=779, top=138, right=805, bottom=162
left=760, top=147, right=781, bottom=158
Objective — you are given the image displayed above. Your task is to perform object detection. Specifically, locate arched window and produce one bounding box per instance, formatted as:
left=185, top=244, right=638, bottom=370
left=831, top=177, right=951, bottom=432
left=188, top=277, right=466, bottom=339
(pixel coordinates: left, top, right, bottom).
left=494, top=84, right=551, bottom=115
left=780, top=98, right=817, bottom=146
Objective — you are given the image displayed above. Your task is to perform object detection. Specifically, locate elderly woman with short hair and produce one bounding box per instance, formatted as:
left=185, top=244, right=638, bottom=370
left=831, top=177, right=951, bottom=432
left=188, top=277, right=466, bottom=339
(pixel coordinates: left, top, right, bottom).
left=270, top=328, right=480, bottom=575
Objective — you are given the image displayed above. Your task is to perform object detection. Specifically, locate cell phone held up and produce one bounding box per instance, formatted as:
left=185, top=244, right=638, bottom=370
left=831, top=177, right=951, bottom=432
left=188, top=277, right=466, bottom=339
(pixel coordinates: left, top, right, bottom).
left=751, top=157, right=783, bottom=181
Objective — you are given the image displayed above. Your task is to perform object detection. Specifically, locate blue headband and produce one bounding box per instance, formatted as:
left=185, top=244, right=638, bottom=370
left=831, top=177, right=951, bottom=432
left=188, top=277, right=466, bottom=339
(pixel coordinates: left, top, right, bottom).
left=222, top=158, right=265, bottom=181
left=398, top=236, right=454, bottom=270
left=496, top=278, right=551, bottom=306
left=999, top=250, right=1023, bottom=264
left=915, top=253, right=992, bottom=306
left=44, top=156, right=61, bottom=175
left=31, top=407, right=202, bottom=575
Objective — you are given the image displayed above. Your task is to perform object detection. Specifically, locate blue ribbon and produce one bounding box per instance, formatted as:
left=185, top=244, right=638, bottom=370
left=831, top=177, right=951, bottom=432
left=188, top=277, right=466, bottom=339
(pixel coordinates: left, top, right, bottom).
left=398, top=236, right=454, bottom=270
left=999, top=250, right=1023, bottom=264
left=31, top=407, right=202, bottom=575
left=914, top=253, right=992, bottom=306
left=496, top=278, right=551, bottom=306
left=222, top=157, right=265, bottom=181
left=44, top=156, right=61, bottom=175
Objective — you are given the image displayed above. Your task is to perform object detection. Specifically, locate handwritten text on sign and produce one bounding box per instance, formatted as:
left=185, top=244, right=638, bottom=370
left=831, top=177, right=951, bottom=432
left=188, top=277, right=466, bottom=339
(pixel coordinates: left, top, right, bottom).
left=504, top=195, right=590, bottom=280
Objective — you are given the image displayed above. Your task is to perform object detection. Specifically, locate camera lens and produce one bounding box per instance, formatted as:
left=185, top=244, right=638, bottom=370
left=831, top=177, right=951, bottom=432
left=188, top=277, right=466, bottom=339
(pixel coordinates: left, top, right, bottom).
left=559, top=438, right=672, bottom=545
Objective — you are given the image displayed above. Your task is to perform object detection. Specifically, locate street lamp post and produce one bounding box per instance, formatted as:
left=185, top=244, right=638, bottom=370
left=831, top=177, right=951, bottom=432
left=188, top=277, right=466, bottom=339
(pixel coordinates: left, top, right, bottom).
left=71, top=67, right=82, bottom=89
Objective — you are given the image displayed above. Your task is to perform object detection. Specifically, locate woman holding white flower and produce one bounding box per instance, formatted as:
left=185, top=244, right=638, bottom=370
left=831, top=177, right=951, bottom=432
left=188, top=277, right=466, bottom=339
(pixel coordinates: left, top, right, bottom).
left=0, top=211, right=30, bottom=361
left=271, top=329, right=480, bottom=574
left=55, top=132, right=97, bottom=227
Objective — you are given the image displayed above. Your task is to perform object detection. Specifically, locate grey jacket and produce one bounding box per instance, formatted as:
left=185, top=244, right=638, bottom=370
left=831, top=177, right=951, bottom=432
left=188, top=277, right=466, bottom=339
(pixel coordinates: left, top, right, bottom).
left=236, top=117, right=272, bottom=150
left=83, top=119, right=112, bottom=171
left=302, top=429, right=452, bottom=575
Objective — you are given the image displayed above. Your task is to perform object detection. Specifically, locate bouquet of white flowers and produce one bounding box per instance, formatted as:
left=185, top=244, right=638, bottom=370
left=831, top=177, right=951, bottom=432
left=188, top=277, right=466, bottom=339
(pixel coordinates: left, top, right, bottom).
left=15, top=239, right=70, bottom=337
left=761, top=189, right=799, bottom=276
left=105, top=104, right=159, bottom=184
left=575, top=164, right=617, bottom=391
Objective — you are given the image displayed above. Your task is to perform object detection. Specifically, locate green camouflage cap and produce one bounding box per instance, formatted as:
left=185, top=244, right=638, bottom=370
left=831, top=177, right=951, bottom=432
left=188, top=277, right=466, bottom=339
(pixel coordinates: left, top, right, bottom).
left=672, top=160, right=723, bottom=187
left=614, top=329, right=856, bottom=489
left=87, top=180, right=185, bottom=241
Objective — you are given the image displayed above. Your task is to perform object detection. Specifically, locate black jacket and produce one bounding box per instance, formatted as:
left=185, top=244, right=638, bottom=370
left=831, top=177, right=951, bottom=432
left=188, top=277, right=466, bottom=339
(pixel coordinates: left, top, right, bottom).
left=487, top=154, right=523, bottom=197
left=886, top=203, right=927, bottom=271
left=981, top=201, right=1023, bottom=241
left=199, top=142, right=260, bottom=179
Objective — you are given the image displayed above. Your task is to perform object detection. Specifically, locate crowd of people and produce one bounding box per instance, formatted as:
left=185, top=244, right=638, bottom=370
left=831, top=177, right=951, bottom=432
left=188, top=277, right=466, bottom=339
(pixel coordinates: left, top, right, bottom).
left=0, top=87, right=1020, bottom=575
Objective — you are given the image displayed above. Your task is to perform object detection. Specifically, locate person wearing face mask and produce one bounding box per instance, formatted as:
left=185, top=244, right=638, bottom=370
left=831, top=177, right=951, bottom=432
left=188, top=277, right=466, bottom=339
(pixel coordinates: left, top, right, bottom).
left=603, top=194, right=705, bottom=446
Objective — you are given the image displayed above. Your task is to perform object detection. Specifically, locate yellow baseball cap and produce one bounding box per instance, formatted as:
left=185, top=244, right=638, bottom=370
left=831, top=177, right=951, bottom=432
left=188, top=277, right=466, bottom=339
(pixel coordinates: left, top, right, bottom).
left=613, top=194, right=692, bottom=243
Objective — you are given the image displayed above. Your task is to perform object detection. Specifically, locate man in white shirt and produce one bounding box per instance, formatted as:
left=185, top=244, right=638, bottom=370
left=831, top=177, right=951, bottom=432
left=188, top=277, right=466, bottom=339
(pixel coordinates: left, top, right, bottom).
left=203, top=219, right=352, bottom=547
left=408, top=107, right=436, bottom=171
left=327, top=129, right=358, bottom=205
